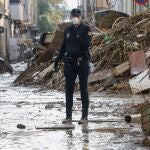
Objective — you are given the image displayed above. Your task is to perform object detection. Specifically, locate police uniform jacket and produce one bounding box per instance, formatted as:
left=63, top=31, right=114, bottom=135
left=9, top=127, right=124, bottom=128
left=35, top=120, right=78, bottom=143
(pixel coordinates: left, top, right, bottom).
left=56, top=23, right=92, bottom=62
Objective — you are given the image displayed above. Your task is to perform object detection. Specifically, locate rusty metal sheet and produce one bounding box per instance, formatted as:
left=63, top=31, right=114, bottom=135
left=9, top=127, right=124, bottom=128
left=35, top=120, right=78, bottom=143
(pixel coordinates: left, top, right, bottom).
left=128, top=50, right=148, bottom=75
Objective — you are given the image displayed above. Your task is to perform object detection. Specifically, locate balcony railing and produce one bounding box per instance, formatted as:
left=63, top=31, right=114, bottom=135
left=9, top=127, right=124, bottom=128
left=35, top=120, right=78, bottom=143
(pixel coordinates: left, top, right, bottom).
left=10, top=0, right=21, bottom=4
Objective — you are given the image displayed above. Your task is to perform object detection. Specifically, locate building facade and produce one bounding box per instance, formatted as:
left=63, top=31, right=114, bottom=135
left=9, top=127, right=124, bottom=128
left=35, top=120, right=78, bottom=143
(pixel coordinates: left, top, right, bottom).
left=79, top=0, right=150, bottom=18
left=9, top=0, right=38, bottom=38
left=0, top=0, right=11, bottom=59
left=9, top=0, right=38, bottom=61
left=112, top=0, right=150, bottom=15
left=78, top=0, right=109, bottom=18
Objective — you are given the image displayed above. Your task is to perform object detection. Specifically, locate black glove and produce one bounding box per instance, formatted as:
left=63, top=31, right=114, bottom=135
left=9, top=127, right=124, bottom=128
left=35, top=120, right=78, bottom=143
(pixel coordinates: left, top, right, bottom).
left=54, top=61, right=59, bottom=72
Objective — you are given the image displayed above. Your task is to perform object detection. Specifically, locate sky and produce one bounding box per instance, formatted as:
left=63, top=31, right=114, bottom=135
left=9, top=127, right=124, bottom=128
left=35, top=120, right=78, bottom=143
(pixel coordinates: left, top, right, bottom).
left=65, top=0, right=78, bottom=9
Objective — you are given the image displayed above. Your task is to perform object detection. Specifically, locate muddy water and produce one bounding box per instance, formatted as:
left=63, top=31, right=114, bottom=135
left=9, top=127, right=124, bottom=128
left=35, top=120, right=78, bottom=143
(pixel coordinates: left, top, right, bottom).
left=0, top=63, right=149, bottom=150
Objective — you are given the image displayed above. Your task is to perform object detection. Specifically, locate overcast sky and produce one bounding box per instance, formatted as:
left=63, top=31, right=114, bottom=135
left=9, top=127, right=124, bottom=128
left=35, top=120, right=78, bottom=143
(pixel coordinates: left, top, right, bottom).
left=65, top=0, right=78, bottom=9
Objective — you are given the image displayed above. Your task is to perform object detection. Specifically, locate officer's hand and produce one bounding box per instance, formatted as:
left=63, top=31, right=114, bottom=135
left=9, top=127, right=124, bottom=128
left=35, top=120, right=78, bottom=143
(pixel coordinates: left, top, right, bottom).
left=53, top=61, right=59, bottom=72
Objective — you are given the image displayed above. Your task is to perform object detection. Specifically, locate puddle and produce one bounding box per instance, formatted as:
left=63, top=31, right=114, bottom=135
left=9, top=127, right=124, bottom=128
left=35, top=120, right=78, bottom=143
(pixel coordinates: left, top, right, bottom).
left=0, top=62, right=149, bottom=150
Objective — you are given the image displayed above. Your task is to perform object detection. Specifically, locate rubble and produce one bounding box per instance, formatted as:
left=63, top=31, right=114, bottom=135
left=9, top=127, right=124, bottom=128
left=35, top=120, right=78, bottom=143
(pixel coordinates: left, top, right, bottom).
left=17, top=124, right=26, bottom=129
left=143, top=137, right=150, bottom=146
left=90, top=10, right=150, bottom=93
left=129, top=69, right=150, bottom=94
left=14, top=11, right=150, bottom=93
left=125, top=114, right=141, bottom=123
left=92, top=10, right=129, bottom=31
left=35, top=31, right=64, bottom=64
left=0, top=57, right=13, bottom=74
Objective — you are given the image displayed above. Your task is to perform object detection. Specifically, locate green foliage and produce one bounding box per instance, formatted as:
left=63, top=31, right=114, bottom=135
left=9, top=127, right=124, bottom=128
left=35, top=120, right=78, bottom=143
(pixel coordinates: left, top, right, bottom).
left=37, top=0, right=65, bottom=33
left=38, top=1, right=50, bottom=14
left=39, top=16, right=55, bottom=33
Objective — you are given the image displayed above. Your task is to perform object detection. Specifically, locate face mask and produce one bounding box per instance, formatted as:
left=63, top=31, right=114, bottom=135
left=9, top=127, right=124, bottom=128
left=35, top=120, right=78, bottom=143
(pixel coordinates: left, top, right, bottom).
left=72, top=17, right=80, bottom=25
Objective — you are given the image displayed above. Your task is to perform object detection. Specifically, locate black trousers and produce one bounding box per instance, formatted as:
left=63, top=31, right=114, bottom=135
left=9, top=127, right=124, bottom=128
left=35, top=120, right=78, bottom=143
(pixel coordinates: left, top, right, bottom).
left=64, top=59, right=90, bottom=118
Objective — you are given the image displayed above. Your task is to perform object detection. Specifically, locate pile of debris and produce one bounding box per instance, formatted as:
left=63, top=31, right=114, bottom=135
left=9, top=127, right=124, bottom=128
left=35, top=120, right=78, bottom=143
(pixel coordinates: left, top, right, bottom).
left=14, top=29, right=65, bottom=89
left=91, top=10, right=129, bottom=31
left=14, top=10, right=150, bottom=93
left=89, top=10, right=150, bottom=93
left=0, top=57, right=13, bottom=74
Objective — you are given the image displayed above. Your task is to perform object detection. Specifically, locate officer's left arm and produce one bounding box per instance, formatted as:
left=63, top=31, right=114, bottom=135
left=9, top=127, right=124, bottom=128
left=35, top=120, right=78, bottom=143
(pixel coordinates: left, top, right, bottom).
left=79, top=26, right=92, bottom=48
left=55, top=29, right=67, bottom=62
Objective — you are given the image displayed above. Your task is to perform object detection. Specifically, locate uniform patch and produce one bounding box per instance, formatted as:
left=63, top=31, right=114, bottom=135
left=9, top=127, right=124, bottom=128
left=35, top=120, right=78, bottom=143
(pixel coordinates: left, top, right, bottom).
left=67, top=33, right=70, bottom=38
left=88, top=32, right=92, bottom=36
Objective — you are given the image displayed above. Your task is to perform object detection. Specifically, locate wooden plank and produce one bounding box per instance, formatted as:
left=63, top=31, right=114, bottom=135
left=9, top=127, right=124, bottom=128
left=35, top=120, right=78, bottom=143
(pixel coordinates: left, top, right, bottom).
left=129, top=69, right=150, bottom=94
left=112, top=62, right=129, bottom=76
left=96, top=0, right=109, bottom=8
left=72, top=119, right=122, bottom=123
left=112, top=51, right=150, bottom=76
left=129, top=50, right=147, bottom=75
left=35, top=124, right=75, bottom=130
left=88, top=69, right=112, bottom=83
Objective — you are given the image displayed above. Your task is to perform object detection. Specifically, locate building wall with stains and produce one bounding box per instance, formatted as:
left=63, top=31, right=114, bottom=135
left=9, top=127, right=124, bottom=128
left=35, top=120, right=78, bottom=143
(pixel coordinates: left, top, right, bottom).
left=0, top=0, right=10, bottom=59
left=79, top=0, right=150, bottom=18
left=113, top=0, right=149, bottom=15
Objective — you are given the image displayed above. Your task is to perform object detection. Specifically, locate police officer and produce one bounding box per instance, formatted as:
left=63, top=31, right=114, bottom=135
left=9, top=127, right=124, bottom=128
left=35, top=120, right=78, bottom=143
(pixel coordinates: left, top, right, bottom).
left=54, top=8, right=92, bottom=124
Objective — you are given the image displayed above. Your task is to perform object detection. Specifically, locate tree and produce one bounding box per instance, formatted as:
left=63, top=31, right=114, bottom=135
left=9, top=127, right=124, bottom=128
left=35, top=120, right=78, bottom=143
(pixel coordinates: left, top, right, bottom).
left=37, top=0, right=65, bottom=33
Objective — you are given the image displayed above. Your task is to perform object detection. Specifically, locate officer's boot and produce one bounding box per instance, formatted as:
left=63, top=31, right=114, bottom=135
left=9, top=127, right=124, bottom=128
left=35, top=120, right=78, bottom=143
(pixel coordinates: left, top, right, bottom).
left=78, top=117, right=88, bottom=124
left=78, top=109, right=88, bottom=124
left=62, top=109, right=72, bottom=124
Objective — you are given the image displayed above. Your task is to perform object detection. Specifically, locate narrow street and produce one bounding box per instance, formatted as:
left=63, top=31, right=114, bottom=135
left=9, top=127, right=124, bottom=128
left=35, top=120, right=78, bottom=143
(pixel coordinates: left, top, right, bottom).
left=0, top=63, right=149, bottom=150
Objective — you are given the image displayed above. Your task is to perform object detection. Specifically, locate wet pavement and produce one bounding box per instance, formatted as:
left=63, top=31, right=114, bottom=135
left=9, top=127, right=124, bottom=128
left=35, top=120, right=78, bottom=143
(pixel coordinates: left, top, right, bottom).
left=0, top=62, right=149, bottom=150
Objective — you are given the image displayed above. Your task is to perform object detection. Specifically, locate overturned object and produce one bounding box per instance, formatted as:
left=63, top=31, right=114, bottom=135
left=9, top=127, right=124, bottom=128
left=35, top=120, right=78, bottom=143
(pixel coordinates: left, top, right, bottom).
left=129, top=69, right=150, bottom=94
left=141, top=103, right=150, bottom=136
left=0, top=57, right=13, bottom=74
left=125, top=114, right=141, bottom=123
left=92, top=10, right=129, bottom=31
left=17, top=124, right=26, bottom=129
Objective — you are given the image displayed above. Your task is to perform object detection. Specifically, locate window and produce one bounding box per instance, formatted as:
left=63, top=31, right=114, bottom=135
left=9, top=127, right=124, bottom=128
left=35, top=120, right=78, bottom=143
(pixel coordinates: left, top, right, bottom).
left=87, top=0, right=91, bottom=5
left=10, top=0, right=21, bottom=4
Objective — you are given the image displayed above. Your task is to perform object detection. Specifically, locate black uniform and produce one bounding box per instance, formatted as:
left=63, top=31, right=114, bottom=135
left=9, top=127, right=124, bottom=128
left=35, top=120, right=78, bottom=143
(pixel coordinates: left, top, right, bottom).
left=55, top=23, right=92, bottom=119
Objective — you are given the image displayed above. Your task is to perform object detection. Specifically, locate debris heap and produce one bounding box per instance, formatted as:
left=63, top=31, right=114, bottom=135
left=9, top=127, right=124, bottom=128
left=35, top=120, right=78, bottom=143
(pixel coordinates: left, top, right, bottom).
left=0, top=57, right=13, bottom=74
left=14, top=11, right=150, bottom=93
left=89, top=11, right=150, bottom=93
left=91, top=11, right=150, bottom=70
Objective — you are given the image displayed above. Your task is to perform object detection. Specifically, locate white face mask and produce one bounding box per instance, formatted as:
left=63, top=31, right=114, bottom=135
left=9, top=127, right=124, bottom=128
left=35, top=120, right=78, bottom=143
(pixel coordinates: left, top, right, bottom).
left=72, top=17, right=80, bottom=25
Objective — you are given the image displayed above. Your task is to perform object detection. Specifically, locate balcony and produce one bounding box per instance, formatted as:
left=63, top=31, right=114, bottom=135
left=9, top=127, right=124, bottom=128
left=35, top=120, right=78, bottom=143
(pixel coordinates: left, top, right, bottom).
left=10, top=0, right=21, bottom=4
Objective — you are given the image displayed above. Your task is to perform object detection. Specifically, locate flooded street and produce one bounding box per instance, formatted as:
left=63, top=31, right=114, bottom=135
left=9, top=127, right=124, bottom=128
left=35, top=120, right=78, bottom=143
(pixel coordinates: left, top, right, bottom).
left=0, top=62, right=149, bottom=150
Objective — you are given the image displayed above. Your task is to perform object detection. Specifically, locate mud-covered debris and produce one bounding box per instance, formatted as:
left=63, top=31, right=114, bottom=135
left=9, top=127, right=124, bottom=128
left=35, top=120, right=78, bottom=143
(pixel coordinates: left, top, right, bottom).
left=0, top=57, right=13, bottom=74
left=13, top=11, right=150, bottom=93
left=45, top=104, right=54, bottom=110
left=143, top=137, right=150, bottom=146
left=17, top=124, right=26, bottom=129
left=35, top=124, right=75, bottom=130
left=125, top=114, right=141, bottom=123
